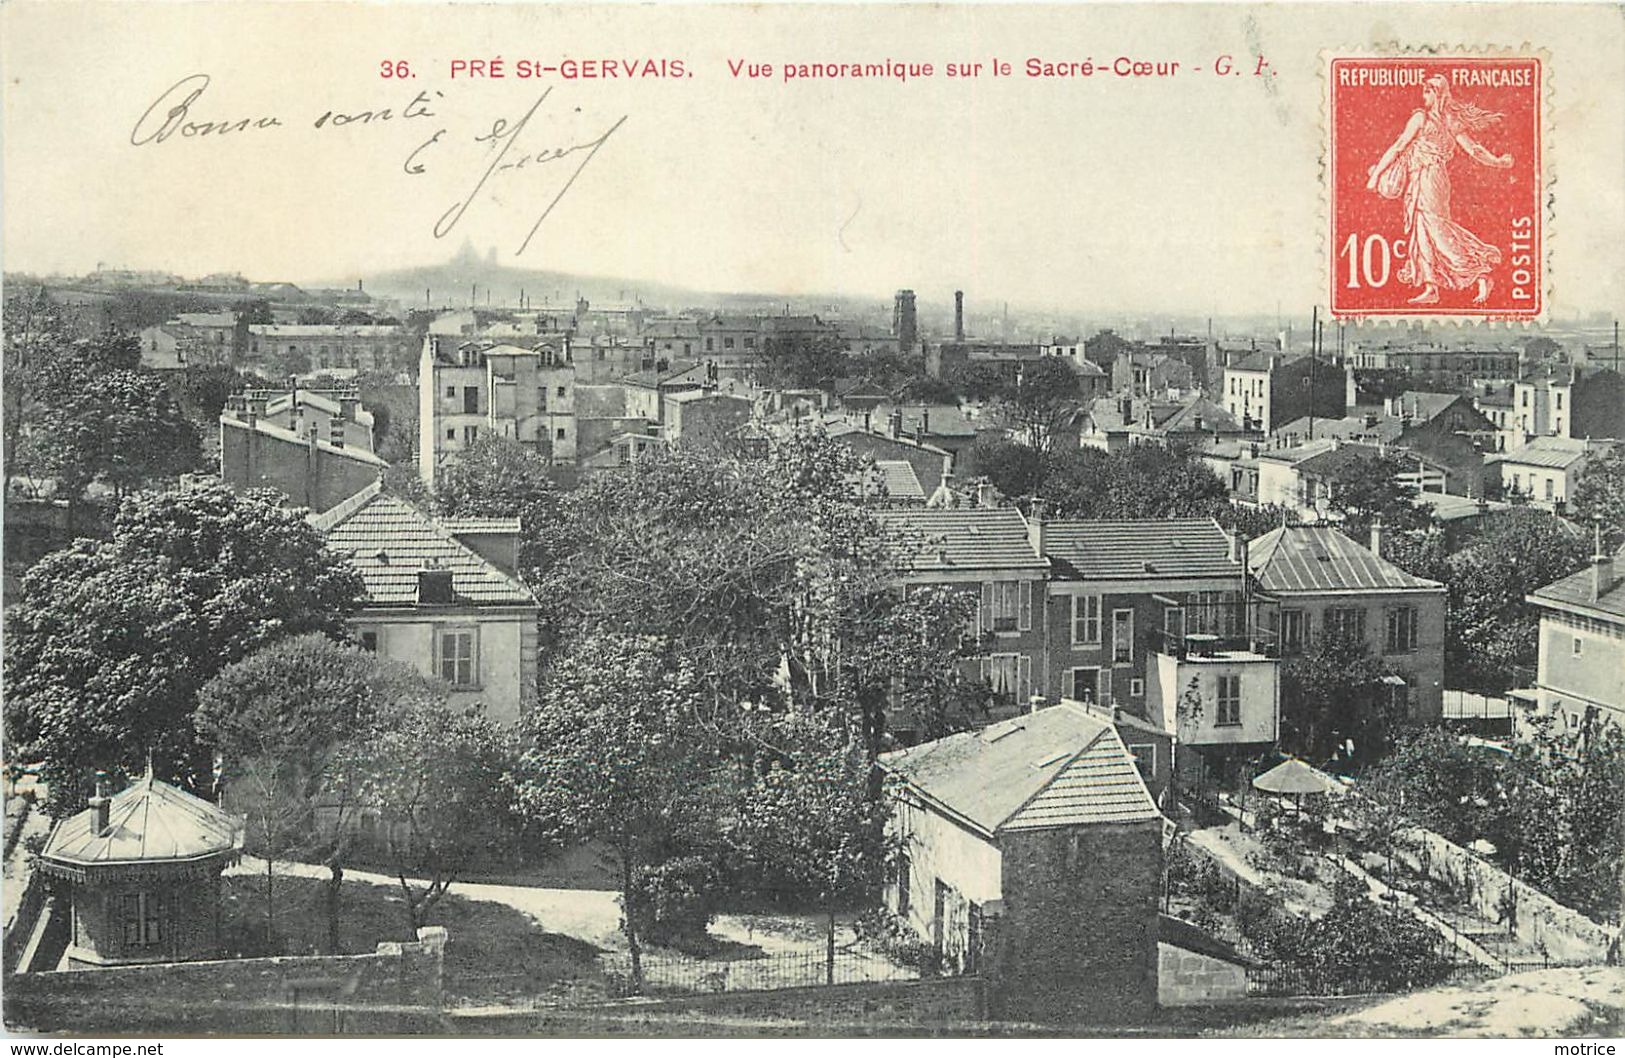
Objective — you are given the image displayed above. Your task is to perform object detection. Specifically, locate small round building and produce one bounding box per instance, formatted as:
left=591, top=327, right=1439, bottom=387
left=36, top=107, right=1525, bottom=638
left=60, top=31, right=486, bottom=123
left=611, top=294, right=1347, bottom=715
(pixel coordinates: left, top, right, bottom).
left=37, top=771, right=243, bottom=968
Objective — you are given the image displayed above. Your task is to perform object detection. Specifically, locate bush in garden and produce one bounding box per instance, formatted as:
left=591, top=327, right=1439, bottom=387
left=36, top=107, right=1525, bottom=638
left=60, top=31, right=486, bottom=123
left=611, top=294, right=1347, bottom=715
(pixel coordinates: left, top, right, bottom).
left=628, top=854, right=721, bottom=954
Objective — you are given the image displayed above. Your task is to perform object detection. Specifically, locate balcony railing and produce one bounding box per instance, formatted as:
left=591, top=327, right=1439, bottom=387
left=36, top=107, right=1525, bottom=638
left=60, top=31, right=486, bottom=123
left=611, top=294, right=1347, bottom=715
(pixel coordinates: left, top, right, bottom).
left=1152, top=625, right=1280, bottom=660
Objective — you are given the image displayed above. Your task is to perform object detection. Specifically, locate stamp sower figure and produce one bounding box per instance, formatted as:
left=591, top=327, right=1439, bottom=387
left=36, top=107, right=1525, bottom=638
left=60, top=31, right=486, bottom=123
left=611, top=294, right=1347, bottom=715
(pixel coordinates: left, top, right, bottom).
left=1365, top=73, right=1514, bottom=306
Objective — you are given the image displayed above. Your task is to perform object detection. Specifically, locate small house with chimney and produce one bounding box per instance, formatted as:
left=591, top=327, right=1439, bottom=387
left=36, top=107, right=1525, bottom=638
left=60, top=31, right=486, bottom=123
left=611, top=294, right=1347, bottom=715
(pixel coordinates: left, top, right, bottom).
left=311, top=481, right=540, bottom=725
left=1518, top=535, right=1625, bottom=733
left=36, top=771, right=242, bottom=968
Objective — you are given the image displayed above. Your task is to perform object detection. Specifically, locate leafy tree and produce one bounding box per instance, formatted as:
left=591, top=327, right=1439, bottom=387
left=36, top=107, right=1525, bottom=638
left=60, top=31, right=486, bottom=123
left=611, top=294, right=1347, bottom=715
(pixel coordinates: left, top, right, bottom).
left=434, top=433, right=559, bottom=576
left=232, top=299, right=274, bottom=325
left=758, top=334, right=851, bottom=390
left=298, top=308, right=337, bottom=325
left=973, top=439, right=1045, bottom=502
left=993, top=357, right=1082, bottom=454
left=180, top=364, right=249, bottom=422
left=1442, top=508, right=1590, bottom=691
left=195, top=634, right=441, bottom=952
left=1570, top=448, right=1625, bottom=550
left=1326, top=451, right=1428, bottom=538
left=895, top=374, right=960, bottom=405
left=339, top=696, right=517, bottom=937
left=34, top=368, right=203, bottom=501
left=1377, top=525, right=1452, bottom=582
left=1041, top=442, right=1228, bottom=521
left=1279, top=634, right=1392, bottom=764
left=1218, top=503, right=1298, bottom=543
left=3, top=285, right=67, bottom=494
left=943, top=361, right=1008, bottom=402
left=728, top=714, right=887, bottom=982
left=511, top=634, right=726, bottom=991
left=3, top=483, right=364, bottom=811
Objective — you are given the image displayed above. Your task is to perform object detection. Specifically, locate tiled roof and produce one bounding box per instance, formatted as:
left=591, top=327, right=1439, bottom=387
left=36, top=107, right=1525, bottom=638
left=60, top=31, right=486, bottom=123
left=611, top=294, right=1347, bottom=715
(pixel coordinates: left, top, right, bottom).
left=879, top=705, right=1160, bottom=835
left=1041, top=519, right=1240, bottom=581
left=1248, top=525, right=1443, bottom=594
left=1294, top=443, right=1437, bottom=478
left=1276, top=415, right=1405, bottom=444
left=873, top=460, right=926, bottom=502
left=439, top=516, right=523, bottom=535
left=875, top=508, right=1045, bottom=574
left=1156, top=397, right=1242, bottom=435
left=42, top=774, right=242, bottom=867
left=1489, top=436, right=1598, bottom=470
left=1397, top=391, right=1464, bottom=422
left=1527, top=545, right=1625, bottom=620
left=318, top=485, right=536, bottom=607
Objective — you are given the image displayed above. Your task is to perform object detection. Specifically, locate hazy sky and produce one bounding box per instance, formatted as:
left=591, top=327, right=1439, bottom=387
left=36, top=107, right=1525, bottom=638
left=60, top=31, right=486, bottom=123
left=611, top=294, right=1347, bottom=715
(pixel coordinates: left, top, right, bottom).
left=3, top=2, right=1622, bottom=317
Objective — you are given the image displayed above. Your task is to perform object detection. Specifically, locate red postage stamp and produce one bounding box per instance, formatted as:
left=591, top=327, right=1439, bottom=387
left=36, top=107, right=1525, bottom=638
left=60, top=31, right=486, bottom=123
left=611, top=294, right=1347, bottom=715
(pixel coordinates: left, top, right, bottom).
left=1327, top=54, right=1544, bottom=321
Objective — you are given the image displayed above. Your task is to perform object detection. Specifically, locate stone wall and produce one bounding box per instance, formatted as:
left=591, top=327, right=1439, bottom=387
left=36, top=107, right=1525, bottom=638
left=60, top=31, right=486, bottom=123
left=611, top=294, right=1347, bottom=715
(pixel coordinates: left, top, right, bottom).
left=992, top=822, right=1163, bottom=1024
left=1394, top=827, right=1614, bottom=963
left=452, top=977, right=986, bottom=1035
left=4, top=926, right=446, bottom=1035
left=1157, top=942, right=1248, bottom=1006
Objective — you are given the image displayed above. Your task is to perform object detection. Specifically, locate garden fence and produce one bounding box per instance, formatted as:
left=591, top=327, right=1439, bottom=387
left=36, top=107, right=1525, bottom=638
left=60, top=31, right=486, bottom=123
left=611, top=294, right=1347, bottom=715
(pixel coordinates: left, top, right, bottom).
left=602, top=945, right=918, bottom=999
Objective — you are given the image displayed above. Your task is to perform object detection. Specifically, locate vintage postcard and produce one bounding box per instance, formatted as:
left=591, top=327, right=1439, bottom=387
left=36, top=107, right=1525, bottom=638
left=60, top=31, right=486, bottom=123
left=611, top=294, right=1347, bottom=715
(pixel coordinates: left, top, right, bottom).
left=2, top=0, right=1623, bottom=1044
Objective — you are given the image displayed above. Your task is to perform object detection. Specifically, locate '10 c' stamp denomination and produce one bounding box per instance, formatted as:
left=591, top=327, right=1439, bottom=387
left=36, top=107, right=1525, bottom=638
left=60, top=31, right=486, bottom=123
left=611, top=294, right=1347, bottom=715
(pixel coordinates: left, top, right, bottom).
left=1328, top=54, right=1544, bottom=321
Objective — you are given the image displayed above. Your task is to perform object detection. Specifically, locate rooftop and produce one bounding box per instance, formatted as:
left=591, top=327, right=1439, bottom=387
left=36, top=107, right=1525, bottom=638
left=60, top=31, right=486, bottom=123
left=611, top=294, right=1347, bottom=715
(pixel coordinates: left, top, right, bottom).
left=875, top=507, right=1046, bottom=574
left=1526, top=544, right=1625, bottom=622
left=314, top=483, right=536, bottom=607
left=1041, top=519, right=1240, bottom=581
left=1248, top=524, right=1444, bottom=594
left=872, top=460, right=926, bottom=502
left=1489, top=436, right=1601, bottom=470
left=879, top=704, right=1161, bottom=836
left=41, top=772, right=242, bottom=871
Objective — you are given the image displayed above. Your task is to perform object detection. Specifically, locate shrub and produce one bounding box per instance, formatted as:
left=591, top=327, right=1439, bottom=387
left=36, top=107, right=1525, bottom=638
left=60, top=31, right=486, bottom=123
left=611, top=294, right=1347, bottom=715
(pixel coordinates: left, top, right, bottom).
left=629, top=855, right=721, bottom=954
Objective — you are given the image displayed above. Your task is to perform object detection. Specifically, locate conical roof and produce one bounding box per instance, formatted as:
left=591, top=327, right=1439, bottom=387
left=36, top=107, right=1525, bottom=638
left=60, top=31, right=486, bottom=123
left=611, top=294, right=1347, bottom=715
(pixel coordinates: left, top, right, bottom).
left=41, top=773, right=242, bottom=868
left=1252, top=758, right=1341, bottom=796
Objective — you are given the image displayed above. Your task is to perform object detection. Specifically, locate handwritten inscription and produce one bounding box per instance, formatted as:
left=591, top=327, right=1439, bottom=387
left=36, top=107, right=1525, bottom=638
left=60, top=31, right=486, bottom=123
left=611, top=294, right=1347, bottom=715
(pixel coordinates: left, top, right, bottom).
left=128, top=73, right=624, bottom=255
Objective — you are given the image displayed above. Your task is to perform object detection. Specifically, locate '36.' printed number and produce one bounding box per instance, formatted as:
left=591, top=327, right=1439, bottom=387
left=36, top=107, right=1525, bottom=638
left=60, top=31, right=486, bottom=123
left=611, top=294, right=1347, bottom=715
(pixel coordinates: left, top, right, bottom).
left=380, top=60, right=413, bottom=79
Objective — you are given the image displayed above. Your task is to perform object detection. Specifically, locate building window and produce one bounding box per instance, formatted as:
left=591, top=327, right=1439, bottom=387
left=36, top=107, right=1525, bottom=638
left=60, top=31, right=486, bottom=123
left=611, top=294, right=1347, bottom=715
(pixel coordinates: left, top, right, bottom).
left=121, top=892, right=164, bottom=947
left=1280, top=609, right=1307, bottom=655
left=983, top=581, right=1030, bottom=633
left=896, top=853, right=911, bottom=918
left=537, top=388, right=548, bottom=411
left=1572, top=636, right=1583, bottom=657
left=705, top=337, right=714, bottom=352
left=981, top=654, right=1032, bottom=703
left=463, top=386, right=479, bottom=414
left=1112, top=609, right=1134, bottom=665
left=557, top=386, right=567, bottom=398
left=1216, top=674, right=1242, bottom=727
left=437, top=628, right=478, bottom=689
left=357, top=630, right=379, bottom=653
left=1556, top=391, right=1563, bottom=409
left=445, top=428, right=455, bottom=441
left=1385, top=607, right=1418, bottom=654
left=1071, top=594, right=1101, bottom=645
left=1325, top=607, right=1366, bottom=645
left=724, top=337, right=735, bottom=349
left=1127, top=742, right=1157, bottom=778
left=1069, top=667, right=1100, bottom=702
left=463, top=425, right=479, bottom=444
left=556, top=427, right=566, bottom=441
left=1129, top=677, right=1145, bottom=698
left=745, top=337, right=755, bottom=349
left=1544, top=478, right=1554, bottom=502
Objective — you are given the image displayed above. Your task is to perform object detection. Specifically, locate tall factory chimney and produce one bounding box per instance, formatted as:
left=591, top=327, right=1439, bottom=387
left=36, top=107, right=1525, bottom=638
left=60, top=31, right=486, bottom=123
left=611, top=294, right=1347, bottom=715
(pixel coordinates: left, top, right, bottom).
left=954, top=290, right=965, bottom=342
left=892, top=290, right=918, bottom=351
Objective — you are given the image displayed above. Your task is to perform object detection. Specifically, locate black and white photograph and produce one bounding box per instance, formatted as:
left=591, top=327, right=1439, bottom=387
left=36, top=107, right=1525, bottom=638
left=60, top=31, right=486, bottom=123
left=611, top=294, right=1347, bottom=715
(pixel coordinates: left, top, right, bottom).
left=1, top=0, right=1622, bottom=1042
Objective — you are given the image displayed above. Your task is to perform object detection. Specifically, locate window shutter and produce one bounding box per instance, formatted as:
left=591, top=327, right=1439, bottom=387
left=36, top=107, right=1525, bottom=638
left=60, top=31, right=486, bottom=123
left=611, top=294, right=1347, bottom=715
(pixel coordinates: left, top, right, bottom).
left=1019, top=580, right=1033, bottom=632
left=981, top=582, right=994, bottom=632
left=1017, top=655, right=1032, bottom=704
left=1099, top=669, right=1113, bottom=705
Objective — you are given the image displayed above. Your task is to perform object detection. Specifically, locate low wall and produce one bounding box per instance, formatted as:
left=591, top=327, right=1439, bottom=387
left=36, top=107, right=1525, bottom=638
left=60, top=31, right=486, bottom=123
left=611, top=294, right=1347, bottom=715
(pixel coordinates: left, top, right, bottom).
left=1394, top=826, right=1614, bottom=963
left=1157, top=942, right=1248, bottom=1007
left=4, top=926, right=447, bottom=1035
left=452, top=977, right=986, bottom=1035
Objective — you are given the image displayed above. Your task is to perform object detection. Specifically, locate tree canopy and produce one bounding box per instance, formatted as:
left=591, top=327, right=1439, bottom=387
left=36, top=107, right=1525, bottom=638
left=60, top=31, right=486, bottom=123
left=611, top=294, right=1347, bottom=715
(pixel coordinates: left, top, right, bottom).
left=5, top=484, right=363, bottom=810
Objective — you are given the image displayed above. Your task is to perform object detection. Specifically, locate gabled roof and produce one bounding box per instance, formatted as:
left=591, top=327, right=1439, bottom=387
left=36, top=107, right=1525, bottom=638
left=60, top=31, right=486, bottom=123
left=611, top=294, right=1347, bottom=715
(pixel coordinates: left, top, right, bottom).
left=314, top=483, right=536, bottom=607
left=879, top=705, right=1161, bottom=836
left=1041, top=519, right=1240, bottom=581
left=875, top=508, right=1045, bottom=574
left=1155, top=397, right=1242, bottom=435
left=874, top=404, right=977, bottom=438
left=1276, top=415, right=1405, bottom=444
left=1248, top=524, right=1443, bottom=594
left=1293, top=443, right=1443, bottom=478
left=1396, top=391, right=1467, bottom=422
left=872, top=460, right=926, bottom=502
left=219, top=415, right=387, bottom=467
left=1227, top=352, right=1275, bottom=373
left=42, top=773, right=242, bottom=868
left=1526, top=544, right=1625, bottom=622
